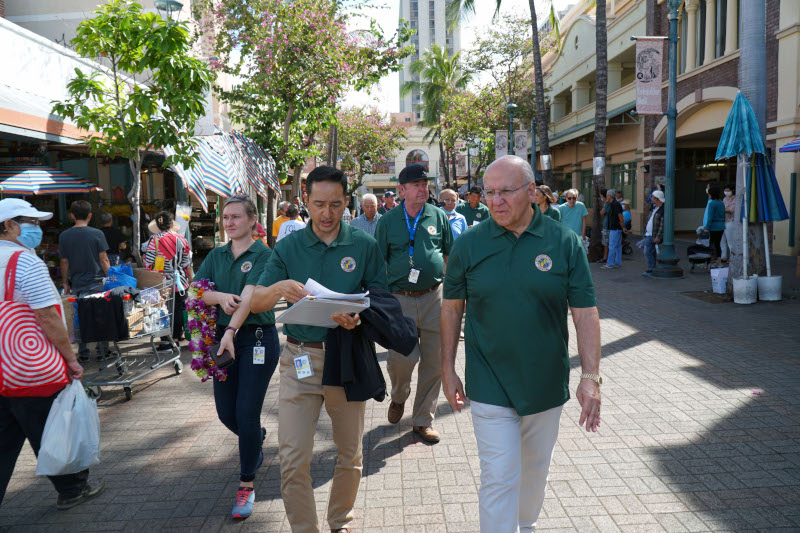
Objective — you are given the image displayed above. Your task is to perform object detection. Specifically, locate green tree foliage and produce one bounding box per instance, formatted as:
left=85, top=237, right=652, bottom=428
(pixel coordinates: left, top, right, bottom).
left=321, top=107, right=407, bottom=195
left=52, top=0, right=214, bottom=263
left=196, top=0, right=413, bottom=182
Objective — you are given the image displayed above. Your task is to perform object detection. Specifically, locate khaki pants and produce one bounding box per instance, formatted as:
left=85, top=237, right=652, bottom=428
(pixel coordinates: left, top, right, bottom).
left=386, top=285, right=443, bottom=427
left=278, top=343, right=366, bottom=533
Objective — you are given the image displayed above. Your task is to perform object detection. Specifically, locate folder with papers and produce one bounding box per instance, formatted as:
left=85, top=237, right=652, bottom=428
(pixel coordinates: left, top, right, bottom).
left=275, top=278, right=370, bottom=328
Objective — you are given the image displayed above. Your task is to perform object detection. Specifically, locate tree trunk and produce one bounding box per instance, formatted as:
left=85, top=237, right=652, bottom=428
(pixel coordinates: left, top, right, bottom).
left=267, top=188, right=277, bottom=248
left=450, top=149, right=457, bottom=190
left=528, top=0, right=554, bottom=189
left=127, top=155, right=143, bottom=266
left=326, top=123, right=335, bottom=166
left=439, top=138, right=450, bottom=186
left=588, top=0, right=608, bottom=261
left=729, top=0, right=767, bottom=283
left=290, top=165, right=302, bottom=200
left=331, top=125, right=338, bottom=169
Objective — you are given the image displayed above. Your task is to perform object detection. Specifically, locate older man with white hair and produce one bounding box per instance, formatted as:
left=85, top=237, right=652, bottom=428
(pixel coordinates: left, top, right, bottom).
left=441, top=155, right=602, bottom=533
left=350, top=193, right=381, bottom=236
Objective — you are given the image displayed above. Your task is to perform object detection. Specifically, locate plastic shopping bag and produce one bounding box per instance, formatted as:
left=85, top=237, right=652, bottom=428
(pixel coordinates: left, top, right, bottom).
left=36, top=380, right=101, bottom=476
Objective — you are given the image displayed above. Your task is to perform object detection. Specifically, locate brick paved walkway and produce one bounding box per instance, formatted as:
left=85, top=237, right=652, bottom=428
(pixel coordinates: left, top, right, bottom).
left=2, top=247, right=799, bottom=532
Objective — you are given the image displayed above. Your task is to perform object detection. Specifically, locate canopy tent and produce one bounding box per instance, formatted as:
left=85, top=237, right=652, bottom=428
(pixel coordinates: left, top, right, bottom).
left=0, top=164, right=102, bottom=195
left=779, top=137, right=800, bottom=153
left=164, top=131, right=279, bottom=212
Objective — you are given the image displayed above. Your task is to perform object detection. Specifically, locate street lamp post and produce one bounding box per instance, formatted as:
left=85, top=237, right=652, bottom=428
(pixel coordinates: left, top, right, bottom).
left=652, top=0, right=684, bottom=279
left=154, top=0, right=183, bottom=21
left=506, top=102, right=518, bottom=156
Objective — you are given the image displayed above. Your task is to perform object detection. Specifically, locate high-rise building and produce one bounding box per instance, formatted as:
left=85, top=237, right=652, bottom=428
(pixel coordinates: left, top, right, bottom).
left=398, top=0, right=460, bottom=121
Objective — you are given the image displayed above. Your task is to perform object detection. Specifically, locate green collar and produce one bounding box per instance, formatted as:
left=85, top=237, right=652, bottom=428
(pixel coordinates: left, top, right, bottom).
left=302, top=220, right=354, bottom=248
left=487, top=207, right=543, bottom=239
left=223, top=238, right=267, bottom=259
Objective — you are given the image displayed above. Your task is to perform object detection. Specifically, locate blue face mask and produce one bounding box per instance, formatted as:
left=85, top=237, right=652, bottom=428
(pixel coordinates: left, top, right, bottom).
left=17, top=223, right=43, bottom=249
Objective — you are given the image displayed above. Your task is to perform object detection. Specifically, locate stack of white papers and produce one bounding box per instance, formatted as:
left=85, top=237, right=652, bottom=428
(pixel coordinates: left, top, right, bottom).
left=276, top=279, right=370, bottom=328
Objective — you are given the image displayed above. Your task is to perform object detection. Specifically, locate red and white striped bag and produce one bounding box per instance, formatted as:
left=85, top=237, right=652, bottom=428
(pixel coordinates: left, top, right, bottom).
left=0, top=251, right=68, bottom=397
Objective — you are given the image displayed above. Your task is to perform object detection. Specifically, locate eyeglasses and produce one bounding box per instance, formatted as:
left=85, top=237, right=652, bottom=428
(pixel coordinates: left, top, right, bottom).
left=567, top=197, right=577, bottom=201
left=14, top=217, right=40, bottom=226
left=484, top=183, right=530, bottom=200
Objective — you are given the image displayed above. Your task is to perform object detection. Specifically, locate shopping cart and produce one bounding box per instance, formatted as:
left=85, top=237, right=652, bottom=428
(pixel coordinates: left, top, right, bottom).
left=78, top=278, right=183, bottom=401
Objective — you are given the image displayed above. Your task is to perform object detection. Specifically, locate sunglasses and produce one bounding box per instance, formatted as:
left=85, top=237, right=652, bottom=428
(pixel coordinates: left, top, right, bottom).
left=567, top=197, right=577, bottom=200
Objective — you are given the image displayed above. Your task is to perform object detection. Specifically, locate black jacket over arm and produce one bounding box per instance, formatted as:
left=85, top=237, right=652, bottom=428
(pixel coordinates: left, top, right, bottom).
left=324, top=287, right=418, bottom=402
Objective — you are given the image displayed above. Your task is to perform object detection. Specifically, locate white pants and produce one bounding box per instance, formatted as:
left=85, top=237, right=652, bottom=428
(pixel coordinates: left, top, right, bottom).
left=471, top=401, right=563, bottom=533
left=721, top=220, right=734, bottom=260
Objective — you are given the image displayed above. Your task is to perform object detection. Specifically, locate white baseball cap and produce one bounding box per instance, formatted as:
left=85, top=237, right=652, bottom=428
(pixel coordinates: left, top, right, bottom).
left=652, top=190, right=665, bottom=203
left=0, top=198, right=54, bottom=223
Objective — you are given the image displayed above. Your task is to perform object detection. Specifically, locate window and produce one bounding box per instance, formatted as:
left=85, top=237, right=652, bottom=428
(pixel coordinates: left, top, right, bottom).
left=610, top=162, right=637, bottom=208
left=406, top=150, right=429, bottom=171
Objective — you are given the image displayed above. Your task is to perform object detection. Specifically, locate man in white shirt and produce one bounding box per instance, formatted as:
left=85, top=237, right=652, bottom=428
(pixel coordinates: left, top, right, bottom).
left=276, top=203, right=307, bottom=241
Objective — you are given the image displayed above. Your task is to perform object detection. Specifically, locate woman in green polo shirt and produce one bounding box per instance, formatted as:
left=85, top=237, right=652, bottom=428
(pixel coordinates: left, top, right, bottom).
left=193, top=196, right=278, bottom=519
left=533, top=185, right=562, bottom=222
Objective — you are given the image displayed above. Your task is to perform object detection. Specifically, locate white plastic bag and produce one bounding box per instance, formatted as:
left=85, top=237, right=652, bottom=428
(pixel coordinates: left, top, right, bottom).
left=36, top=380, right=101, bottom=476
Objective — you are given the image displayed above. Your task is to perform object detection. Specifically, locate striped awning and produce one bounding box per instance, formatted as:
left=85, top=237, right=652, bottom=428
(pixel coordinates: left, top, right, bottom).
left=779, top=137, right=800, bottom=153
left=166, top=131, right=280, bottom=212
left=0, top=164, right=102, bottom=195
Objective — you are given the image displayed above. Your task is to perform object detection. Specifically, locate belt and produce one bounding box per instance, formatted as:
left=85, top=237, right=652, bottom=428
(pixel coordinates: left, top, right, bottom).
left=286, top=336, right=324, bottom=349
left=392, top=282, right=441, bottom=297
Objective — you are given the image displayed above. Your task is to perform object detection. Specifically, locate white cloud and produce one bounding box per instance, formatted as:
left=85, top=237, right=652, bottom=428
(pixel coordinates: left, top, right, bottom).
left=342, top=0, right=575, bottom=113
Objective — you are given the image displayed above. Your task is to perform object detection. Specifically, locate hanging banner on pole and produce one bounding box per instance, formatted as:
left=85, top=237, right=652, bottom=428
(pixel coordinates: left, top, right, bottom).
left=495, top=131, right=508, bottom=160
left=634, top=37, right=665, bottom=115
left=514, top=132, right=528, bottom=160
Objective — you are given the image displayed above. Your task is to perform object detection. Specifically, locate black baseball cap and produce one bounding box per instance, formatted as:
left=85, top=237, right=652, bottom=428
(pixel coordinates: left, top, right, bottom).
left=398, top=164, right=428, bottom=184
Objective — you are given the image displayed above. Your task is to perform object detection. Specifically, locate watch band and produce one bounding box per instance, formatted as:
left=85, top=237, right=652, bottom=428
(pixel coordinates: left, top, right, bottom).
left=224, top=326, right=238, bottom=336
left=580, top=373, right=603, bottom=385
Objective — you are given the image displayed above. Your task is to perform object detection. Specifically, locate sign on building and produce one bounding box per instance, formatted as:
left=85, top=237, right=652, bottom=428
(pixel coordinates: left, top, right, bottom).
left=514, top=131, right=528, bottom=160
left=635, top=37, right=666, bottom=115
left=495, top=131, right=508, bottom=160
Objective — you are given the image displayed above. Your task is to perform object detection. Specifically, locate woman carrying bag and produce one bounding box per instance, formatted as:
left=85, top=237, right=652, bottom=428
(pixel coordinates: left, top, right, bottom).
left=0, top=199, right=103, bottom=509
left=143, top=211, right=193, bottom=346
left=193, top=195, right=279, bottom=519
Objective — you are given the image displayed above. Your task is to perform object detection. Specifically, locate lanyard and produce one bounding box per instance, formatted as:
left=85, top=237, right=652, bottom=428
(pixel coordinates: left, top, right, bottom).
left=402, top=202, right=423, bottom=266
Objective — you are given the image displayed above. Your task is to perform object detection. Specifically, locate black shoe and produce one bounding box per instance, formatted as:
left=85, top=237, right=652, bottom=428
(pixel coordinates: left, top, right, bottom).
left=56, top=480, right=105, bottom=510
left=78, top=354, right=90, bottom=363
left=156, top=342, right=173, bottom=351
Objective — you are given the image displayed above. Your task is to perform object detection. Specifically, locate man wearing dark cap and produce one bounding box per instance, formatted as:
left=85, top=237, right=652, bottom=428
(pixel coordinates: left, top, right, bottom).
left=457, top=186, right=491, bottom=227
left=378, top=191, right=396, bottom=215
left=374, top=164, right=453, bottom=443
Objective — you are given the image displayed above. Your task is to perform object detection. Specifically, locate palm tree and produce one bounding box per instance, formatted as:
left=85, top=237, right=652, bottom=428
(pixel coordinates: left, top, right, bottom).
left=401, top=44, right=472, bottom=187
left=449, top=0, right=560, bottom=189
left=588, top=0, right=607, bottom=261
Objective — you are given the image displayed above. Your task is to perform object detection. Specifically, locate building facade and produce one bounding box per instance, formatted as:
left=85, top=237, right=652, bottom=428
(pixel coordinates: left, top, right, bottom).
left=535, top=0, right=799, bottom=256
left=398, top=0, right=461, bottom=122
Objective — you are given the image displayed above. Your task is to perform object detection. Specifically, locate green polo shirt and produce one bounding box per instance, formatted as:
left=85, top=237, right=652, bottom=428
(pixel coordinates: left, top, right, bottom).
left=374, top=200, right=453, bottom=292
left=456, top=202, right=491, bottom=226
left=257, top=222, right=387, bottom=343
left=533, top=203, right=562, bottom=222
left=443, top=208, right=596, bottom=416
left=194, top=239, right=275, bottom=327
left=378, top=204, right=395, bottom=215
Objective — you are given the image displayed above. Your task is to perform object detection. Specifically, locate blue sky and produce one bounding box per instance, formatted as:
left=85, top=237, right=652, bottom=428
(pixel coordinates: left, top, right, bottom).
left=342, top=0, right=575, bottom=113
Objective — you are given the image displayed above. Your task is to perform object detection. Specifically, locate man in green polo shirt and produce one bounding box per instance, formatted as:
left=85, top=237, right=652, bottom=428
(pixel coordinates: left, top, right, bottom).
left=251, top=166, right=386, bottom=533
left=441, top=155, right=603, bottom=533
left=456, top=186, right=491, bottom=226
left=374, top=164, right=453, bottom=444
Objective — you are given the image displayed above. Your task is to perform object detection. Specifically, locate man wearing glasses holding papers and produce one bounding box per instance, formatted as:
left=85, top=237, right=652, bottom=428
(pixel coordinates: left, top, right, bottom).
left=251, top=166, right=386, bottom=533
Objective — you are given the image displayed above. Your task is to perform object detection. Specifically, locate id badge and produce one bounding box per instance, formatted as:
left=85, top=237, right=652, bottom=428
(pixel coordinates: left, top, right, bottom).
left=294, top=353, right=313, bottom=379
left=253, top=346, right=265, bottom=365
left=408, top=268, right=421, bottom=284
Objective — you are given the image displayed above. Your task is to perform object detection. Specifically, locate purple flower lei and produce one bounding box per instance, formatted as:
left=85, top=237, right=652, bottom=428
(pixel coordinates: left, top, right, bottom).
left=186, top=279, right=226, bottom=382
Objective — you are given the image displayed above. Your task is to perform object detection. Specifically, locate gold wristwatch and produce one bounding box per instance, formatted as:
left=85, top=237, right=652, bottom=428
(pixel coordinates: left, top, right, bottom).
left=580, top=373, right=603, bottom=385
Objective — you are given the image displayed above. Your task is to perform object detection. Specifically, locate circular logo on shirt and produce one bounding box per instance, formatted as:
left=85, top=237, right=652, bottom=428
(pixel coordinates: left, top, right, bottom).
left=476, top=213, right=482, bottom=219
left=241, top=261, right=253, bottom=273
left=340, top=257, right=356, bottom=273
left=427, top=225, right=437, bottom=235
left=534, top=254, right=553, bottom=272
